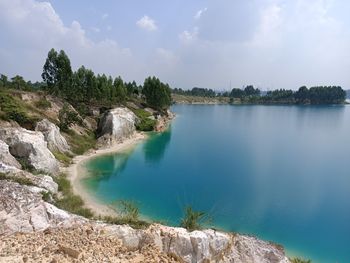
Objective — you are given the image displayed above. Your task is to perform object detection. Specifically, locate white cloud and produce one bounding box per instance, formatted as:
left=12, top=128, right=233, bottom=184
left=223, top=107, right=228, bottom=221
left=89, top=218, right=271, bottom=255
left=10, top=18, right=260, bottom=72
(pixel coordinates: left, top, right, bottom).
left=102, top=13, right=108, bottom=20
left=136, top=15, right=157, bottom=31
left=194, top=7, right=207, bottom=19
left=179, top=27, right=199, bottom=44
left=0, top=0, right=139, bottom=81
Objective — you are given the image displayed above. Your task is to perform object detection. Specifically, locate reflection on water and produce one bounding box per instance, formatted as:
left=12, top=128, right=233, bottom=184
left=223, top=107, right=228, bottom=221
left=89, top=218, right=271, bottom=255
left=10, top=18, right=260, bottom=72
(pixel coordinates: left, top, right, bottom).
left=142, top=128, right=171, bottom=163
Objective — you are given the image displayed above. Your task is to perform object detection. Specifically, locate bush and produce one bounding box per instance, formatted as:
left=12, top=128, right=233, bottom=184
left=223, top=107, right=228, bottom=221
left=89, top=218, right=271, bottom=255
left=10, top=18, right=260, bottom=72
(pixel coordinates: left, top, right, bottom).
left=180, top=206, right=211, bottom=231
left=34, top=98, right=51, bottom=109
left=58, top=103, right=82, bottom=131
left=132, top=108, right=156, bottom=131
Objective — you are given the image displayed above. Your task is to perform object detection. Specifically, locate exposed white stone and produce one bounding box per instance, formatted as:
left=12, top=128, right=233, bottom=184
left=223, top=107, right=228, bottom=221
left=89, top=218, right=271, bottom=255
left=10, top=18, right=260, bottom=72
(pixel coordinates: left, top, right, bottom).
left=0, top=127, right=59, bottom=174
left=35, top=118, right=70, bottom=153
left=0, top=180, right=86, bottom=236
left=0, top=140, right=21, bottom=169
left=97, top=108, right=138, bottom=146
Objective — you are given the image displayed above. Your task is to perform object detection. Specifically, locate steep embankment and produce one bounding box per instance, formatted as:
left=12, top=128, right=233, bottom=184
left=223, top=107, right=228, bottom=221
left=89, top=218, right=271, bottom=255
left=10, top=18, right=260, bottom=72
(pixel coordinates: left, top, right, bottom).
left=0, top=89, right=291, bottom=262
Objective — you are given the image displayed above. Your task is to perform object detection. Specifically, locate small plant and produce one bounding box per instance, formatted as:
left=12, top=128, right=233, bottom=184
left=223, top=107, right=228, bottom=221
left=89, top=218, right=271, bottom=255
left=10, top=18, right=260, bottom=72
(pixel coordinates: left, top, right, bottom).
left=180, top=206, right=211, bottom=231
left=41, top=191, right=51, bottom=202
left=0, top=172, right=35, bottom=186
left=290, top=257, right=312, bottom=263
left=118, top=200, right=139, bottom=221
left=34, top=98, right=51, bottom=109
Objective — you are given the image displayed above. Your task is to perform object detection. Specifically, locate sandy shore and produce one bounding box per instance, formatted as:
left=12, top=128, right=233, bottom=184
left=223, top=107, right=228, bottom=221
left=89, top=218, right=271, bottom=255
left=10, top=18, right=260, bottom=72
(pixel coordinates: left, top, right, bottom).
left=65, top=132, right=147, bottom=217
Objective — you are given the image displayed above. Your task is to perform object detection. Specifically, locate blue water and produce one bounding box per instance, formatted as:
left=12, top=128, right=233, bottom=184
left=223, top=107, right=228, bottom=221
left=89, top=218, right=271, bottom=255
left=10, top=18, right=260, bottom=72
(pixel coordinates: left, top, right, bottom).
left=83, top=105, right=350, bottom=262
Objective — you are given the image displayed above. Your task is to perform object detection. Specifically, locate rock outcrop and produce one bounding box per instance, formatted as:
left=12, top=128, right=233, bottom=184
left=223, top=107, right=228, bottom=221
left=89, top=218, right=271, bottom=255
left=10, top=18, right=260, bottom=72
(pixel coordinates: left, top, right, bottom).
left=0, top=180, right=85, bottom=236
left=0, top=140, right=21, bottom=169
left=35, top=118, right=70, bottom=153
left=97, top=107, right=138, bottom=146
left=0, top=128, right=59, bottom=174
left=105, top=224, right=290, bottom=263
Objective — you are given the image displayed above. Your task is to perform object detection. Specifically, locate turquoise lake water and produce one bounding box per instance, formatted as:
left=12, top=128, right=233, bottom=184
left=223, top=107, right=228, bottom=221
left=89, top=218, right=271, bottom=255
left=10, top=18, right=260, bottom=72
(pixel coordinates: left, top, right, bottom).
left=83, top=105, right=350, bottom=262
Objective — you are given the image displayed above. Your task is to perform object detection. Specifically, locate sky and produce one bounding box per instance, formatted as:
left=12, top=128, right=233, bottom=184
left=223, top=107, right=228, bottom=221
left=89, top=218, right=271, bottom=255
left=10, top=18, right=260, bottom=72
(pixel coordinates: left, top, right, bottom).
left=0, top=0, right=349, bottom=91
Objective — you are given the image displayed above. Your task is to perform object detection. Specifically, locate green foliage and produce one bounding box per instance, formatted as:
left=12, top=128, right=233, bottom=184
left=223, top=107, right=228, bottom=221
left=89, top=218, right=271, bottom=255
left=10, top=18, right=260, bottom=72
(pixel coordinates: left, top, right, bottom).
left=66, top=130, right=96, bottom=155
left=52, top=150, right=72, bottom=166
left=142, top=76, right=171, bottom=111
left=10, top=75, right=28, bottom=90
left=0, top=91, right=38, bottom=129
left=180, top=206, right=210, bottom=231
left=102, top=215, right=150, bottom=229
left=41, top=191, right=51, bottom=202
left=173, top=87, right=216, bottom=97
left=58, top=103, right=82, bottom=131
left=102, top=200, right=149, bottom=229
left=118, top=200, right=140, bottom=221
left=42, top=48, right=72, bottom=96
left=54, top=174, right=94, bottom=218
left=34, top=98, right=52, bottom=109
left=0, top=172, right=35, bottom=186
left=290, top=257, right=312, bottom=263
left=17, top=158, right=34, bottom=172
left=132, top=108, right=156, bottom=131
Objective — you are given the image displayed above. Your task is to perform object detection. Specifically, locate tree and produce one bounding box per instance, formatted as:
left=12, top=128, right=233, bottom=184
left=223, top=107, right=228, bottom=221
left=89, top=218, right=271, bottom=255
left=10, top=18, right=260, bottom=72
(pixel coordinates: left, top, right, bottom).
left=0, top=74, right=8, bottom=88
left=142, top=76, right=171, bottom=111
left=11, top=75, right=27, bottom=90
left=113, top=76, right=127, bottom=103
left=244, top=85, right=260, bottom=96
left=42, top=48, right=72, bottom=96
left=230, top=88, right=244, bottom=98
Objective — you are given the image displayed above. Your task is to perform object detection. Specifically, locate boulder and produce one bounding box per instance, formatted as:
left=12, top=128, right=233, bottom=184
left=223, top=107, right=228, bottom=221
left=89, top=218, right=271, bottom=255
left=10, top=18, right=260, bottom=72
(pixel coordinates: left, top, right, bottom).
left=0, top=140, right=21, bottom=169
left=0, top=180, right=86, bottom=235
left=0, top=128, right=59, bottom=174
left=35, top=119, right=70, bottom=153
left=97, top=107, right=138, bottom=146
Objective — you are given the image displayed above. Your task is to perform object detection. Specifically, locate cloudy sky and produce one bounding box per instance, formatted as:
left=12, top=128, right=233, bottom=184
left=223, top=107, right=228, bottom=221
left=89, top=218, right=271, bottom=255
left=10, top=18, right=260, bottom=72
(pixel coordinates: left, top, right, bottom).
left=0, top=0, right=349, bottom=90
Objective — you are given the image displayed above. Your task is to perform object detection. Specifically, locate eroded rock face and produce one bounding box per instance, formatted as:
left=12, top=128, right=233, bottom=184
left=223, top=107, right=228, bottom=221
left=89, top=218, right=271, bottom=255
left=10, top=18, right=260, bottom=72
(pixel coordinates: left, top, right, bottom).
left=0, top=180, right=85, bottom=236
left=0, top=140, right=21, bottom=169
left=103, top=224, right=290, bottom=263
left=35, top=119, right=70, bottom=153
left=97, top=107, right=138, bottom=146
left=0, top=128, right=59, bottom=174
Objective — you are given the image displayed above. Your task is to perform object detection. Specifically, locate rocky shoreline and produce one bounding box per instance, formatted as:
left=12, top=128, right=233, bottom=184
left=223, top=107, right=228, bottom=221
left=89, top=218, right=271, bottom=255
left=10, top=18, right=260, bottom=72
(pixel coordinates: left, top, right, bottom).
left=0, top=103, right=291, bottom=262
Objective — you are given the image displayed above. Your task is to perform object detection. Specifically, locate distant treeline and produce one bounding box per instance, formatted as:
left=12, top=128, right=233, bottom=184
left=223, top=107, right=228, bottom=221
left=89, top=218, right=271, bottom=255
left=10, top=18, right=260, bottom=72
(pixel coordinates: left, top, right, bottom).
left=172, top=85, right=346, bottom=104
left=172, top=87, right=216, bottom=97
left=0, top=48, right=172, bottom=111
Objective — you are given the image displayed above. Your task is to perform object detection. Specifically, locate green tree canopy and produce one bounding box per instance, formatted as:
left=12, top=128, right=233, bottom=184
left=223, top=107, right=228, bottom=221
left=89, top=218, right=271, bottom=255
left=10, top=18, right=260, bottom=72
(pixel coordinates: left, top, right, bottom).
left=142, top=76, right=171, bottom=111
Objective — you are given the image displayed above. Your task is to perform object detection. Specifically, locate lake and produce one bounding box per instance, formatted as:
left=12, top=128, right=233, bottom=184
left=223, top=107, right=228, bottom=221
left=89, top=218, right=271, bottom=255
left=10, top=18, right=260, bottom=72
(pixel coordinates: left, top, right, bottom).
left=83, top=105, right=350, bottom=263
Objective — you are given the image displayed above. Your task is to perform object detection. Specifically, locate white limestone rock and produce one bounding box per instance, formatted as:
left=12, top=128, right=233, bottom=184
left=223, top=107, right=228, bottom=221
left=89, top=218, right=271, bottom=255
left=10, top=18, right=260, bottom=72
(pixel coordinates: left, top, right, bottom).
left=0, top=140, right=21, bottom=169
left=35, top=118, right=70, bottom=153
left=0, top=127, right=59, bottom=174
left=97, top=107, right=138, bottom=146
